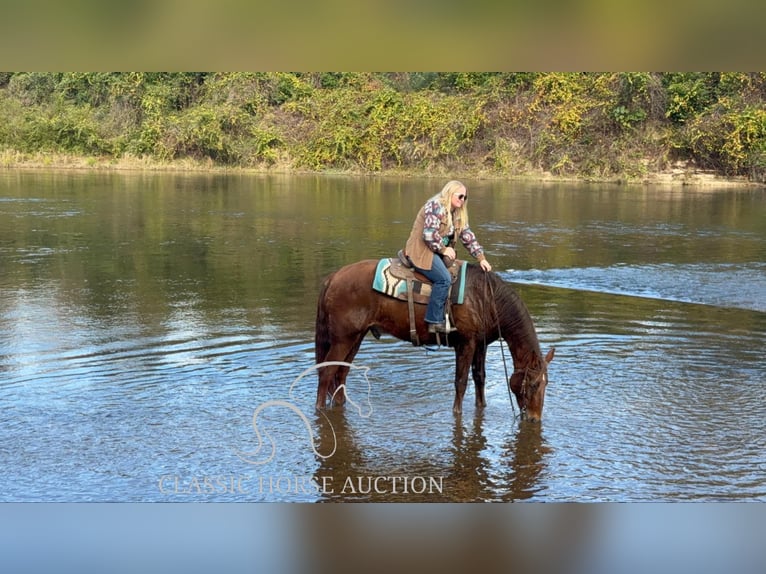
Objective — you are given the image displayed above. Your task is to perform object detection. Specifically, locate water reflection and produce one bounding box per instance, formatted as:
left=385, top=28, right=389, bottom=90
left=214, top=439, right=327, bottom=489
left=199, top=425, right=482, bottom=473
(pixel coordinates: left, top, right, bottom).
left=448, top=414, right=551, bottom=502
left=309, top=405, right=552, bottom=502
left=313, top=409, right=372, bottom=502
left=500, top=422, right=551, bottom=501
left=447, top=414, right=492, bottom=501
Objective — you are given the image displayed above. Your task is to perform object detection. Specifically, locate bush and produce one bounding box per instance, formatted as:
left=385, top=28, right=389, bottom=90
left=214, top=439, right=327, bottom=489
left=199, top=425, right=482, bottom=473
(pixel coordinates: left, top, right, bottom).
left=7, top=73, right=61, bottom=105
left=6, top=101, right=112, bottom=155
left=675, top=106, right=766, bottom=177
left=664, top=73, right=719, bottom=125
left=294, top=86, right=487, bottom=171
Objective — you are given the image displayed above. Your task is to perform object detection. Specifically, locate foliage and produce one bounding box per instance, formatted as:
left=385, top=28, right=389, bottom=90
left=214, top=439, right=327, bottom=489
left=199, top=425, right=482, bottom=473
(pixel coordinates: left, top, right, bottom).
left=663, top=73, right=719, bottom=125
left=292, top=84, right=487, bottom=171
left=0, top=89, right=112, bottom=155
left=0, top=72, right=764, bottom=182
left=674, top=105, right=766, bottom=177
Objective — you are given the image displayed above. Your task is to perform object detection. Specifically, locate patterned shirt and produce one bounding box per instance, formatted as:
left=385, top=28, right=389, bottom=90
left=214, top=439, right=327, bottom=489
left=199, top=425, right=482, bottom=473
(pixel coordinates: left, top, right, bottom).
left=422, top=198, right=485, bottom=259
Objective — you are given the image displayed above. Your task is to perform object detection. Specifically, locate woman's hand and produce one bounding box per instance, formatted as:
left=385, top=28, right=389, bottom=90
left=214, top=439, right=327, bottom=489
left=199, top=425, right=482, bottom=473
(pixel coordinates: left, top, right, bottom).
left=480, top=259, right=492, bottom=272
left=442, top=246, right=456, bottom=260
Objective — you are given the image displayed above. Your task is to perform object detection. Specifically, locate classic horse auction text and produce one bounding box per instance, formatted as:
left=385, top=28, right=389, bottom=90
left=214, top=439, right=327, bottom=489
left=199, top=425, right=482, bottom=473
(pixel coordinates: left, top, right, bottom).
left=158, top=474, right=444, bottom=497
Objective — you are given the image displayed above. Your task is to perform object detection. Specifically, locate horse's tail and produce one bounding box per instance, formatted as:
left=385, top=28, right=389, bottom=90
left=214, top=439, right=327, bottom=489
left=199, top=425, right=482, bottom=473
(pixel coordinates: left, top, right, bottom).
left=315, top=272, right=335, bottom=366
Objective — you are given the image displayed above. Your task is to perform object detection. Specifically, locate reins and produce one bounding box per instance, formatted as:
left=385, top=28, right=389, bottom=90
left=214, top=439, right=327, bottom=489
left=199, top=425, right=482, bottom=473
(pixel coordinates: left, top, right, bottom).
left=485, top=274, right=518, bottom=419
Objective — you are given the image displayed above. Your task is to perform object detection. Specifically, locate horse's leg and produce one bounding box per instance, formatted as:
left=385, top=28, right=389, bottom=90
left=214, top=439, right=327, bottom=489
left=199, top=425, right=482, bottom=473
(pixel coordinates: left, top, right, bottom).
left=315, top=332, right=367, bottom=409
left=472, top=341, right=488, bottom=409
left=315, top=364, right=334, bottom=410
left=452, top=341, right=475, bottom=415
left=330, top=331, right=367, bottom=406
left=315, top=341, right=352, bottom=409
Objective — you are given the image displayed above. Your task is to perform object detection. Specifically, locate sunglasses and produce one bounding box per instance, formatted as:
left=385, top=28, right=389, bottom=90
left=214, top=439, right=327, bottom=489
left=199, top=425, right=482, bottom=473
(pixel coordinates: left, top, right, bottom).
left=456, top=194, right=467, bottom=201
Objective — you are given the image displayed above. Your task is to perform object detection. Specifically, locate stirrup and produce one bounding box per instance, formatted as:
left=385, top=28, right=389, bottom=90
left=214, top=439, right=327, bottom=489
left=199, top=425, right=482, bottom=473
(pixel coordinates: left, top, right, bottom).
left=428, top=322, right=448, bottom=334
left=427, top=317, right=457, bottom=334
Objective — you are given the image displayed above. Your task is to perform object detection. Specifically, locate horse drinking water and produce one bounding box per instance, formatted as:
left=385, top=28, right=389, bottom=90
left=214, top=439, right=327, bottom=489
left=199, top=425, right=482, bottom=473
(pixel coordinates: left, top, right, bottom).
left=314, top=259, right=554, bottom=421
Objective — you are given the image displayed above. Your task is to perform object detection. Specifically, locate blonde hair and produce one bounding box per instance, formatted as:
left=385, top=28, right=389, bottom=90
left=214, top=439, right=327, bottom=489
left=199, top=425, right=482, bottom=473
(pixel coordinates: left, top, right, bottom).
left=435, top=180, right=469, bottom=234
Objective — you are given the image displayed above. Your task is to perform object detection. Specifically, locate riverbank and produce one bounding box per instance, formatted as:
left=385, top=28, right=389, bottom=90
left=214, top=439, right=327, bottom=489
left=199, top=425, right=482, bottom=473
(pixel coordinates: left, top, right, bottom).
left=2, top=149, right=762, bottom=189
left=3, top=74, right=765, bottom=188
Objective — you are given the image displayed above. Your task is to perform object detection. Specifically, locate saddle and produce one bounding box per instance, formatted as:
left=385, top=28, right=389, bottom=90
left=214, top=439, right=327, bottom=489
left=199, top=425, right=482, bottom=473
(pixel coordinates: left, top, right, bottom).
left=372, top=250, right=467, bottom=346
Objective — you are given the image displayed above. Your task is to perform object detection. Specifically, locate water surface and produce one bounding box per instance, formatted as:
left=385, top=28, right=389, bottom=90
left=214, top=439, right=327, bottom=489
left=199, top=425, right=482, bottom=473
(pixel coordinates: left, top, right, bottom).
left=1, top=171, right=764, bottom=501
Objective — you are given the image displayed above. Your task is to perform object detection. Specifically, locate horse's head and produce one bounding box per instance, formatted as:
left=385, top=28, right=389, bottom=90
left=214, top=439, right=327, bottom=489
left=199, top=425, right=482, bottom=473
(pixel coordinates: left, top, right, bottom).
left=510, top=348, right=555, bottom=422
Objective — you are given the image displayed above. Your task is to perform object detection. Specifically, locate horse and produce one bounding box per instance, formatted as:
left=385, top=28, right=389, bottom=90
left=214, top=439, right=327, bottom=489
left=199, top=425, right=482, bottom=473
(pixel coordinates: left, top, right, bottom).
left=314, top=259, right=555, bottom=421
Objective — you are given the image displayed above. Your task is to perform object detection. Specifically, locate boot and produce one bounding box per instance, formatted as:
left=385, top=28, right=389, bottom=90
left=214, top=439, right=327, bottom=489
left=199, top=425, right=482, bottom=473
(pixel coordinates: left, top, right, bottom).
left=428, top=322, right=448, bottom=333
left=427, top=316, right=457, bottom=334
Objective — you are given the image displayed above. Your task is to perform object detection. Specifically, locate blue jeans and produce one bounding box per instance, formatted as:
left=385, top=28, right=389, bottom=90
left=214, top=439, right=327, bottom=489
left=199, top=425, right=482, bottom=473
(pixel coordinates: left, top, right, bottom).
left=415, top=255, right=451, bottom=324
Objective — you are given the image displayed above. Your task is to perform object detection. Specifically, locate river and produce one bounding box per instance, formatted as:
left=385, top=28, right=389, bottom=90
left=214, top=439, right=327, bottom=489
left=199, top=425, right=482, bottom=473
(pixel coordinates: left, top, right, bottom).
left=1, top=170, right=764, bottom=501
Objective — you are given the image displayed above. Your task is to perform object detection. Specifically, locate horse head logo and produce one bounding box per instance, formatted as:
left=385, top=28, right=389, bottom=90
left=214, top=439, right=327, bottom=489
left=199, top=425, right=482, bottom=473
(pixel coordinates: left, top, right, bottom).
left=235, top=361, right=373, bottom=465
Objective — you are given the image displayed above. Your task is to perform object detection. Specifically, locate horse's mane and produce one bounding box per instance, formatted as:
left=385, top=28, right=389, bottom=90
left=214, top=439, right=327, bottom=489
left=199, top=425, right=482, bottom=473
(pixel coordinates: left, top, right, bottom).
left=466, top=264, right=541, bottom=355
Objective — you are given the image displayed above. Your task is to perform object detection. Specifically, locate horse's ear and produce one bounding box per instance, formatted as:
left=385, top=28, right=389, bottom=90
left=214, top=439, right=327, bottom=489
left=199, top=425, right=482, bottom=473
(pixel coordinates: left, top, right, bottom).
left=545, top=348, right=555, bottom=363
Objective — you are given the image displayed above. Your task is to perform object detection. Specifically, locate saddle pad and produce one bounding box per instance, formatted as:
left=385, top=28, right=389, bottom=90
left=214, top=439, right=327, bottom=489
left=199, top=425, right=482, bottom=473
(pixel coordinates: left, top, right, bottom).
left=372, top=258, right=467, bottom=305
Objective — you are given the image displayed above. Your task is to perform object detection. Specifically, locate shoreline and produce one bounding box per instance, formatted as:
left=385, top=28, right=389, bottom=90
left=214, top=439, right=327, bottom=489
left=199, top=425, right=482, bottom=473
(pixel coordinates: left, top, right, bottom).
left=1, top=152, right=763, bottom=189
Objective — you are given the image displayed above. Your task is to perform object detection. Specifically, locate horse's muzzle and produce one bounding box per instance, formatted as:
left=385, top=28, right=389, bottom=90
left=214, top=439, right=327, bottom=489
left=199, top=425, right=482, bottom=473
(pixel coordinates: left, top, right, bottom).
left=521, top=409, right=542, bottom=423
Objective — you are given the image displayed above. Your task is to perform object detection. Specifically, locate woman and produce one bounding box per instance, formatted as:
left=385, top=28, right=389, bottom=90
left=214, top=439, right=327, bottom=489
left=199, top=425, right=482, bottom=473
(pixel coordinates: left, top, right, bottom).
left=404, top=180, right=492, bottom=333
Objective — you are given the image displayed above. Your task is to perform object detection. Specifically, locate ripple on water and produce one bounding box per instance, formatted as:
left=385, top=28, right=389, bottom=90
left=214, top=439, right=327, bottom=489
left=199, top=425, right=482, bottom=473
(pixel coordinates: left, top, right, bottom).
left=528, top=278, right=766, bottom=501
left=507, top=262, right=766, bottom=312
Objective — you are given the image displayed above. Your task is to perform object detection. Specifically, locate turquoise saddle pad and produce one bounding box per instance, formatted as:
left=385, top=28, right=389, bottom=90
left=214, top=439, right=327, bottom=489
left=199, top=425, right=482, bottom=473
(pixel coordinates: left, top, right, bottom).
left=372, top=258, right=467, bottom=305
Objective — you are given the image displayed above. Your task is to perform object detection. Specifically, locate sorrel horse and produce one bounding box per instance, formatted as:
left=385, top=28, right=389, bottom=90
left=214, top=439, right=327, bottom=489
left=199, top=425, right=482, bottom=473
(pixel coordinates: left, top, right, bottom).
left=314, top=259, right=555, bottom=422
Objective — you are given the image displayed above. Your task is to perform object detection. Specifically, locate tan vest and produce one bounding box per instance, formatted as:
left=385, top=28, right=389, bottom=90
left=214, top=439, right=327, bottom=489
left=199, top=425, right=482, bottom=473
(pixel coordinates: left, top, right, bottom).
left=404, top=205, right=453, bottom=270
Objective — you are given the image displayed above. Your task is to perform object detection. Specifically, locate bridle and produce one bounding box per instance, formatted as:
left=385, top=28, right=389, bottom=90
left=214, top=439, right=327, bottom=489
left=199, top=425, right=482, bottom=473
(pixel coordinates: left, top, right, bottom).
left=513, top=363, right=548, bottom=415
